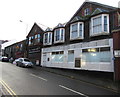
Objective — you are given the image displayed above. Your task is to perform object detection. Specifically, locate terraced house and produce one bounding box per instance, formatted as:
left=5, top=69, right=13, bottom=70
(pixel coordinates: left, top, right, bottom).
left=4, top=1, right=120, bottom=81
left=26, top=23, right=44, bottom=66
left=41, top=1, right=119, bottom=75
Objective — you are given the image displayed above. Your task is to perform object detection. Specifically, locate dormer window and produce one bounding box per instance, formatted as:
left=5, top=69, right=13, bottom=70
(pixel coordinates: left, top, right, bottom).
left=90, top=14, right=109, bottom=36
left=84, top=8, right=90, bottom=16
left=54, top=28, right=65, bottom=43
left=43, top=32, right=52, bottom=45
left=70, top=22, right=84, bottom=40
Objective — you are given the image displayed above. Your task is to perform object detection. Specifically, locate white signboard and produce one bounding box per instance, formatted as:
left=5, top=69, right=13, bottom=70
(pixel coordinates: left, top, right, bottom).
left=114, top=50, right=120, bottom=57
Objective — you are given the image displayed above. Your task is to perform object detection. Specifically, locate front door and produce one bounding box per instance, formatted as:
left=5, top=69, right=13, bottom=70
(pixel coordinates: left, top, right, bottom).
left=43, top=53, right=47, bottom=66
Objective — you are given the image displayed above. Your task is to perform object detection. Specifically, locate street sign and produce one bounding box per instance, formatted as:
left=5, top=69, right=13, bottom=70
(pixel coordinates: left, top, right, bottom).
left=114, top=50, right=120, bottom=57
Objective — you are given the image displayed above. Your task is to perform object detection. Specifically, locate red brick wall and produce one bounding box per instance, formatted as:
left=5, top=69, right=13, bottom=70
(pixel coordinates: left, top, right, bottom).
left=113, top=30, right=120, bottom=81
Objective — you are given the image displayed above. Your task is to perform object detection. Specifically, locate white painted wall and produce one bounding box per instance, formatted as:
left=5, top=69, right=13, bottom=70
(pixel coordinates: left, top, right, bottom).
left=41, top=39, right=114, bottom=72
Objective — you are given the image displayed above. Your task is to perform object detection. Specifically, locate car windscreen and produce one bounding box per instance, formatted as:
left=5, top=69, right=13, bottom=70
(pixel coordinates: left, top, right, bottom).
left=24, top=59, right=30, bottom=62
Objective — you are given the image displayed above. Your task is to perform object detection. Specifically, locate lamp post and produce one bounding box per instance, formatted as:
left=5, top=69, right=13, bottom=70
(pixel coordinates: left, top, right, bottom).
left=19, top=20, right=28, bottom=58
left=19, top=20, right=28, bottom=36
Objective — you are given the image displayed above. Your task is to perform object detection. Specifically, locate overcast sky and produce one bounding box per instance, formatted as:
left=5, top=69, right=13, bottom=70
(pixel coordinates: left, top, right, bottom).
left=0, top=0, right=119, bottom=41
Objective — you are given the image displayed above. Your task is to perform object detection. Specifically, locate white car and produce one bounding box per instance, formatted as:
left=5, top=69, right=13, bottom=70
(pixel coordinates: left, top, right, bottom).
left=13, top=59, right=20, bottom=65
left=16, top=58, right=34, bottom=67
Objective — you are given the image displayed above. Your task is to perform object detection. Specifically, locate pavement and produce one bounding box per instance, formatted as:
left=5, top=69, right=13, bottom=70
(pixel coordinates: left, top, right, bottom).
left=34, top=66, right=120, bottom=93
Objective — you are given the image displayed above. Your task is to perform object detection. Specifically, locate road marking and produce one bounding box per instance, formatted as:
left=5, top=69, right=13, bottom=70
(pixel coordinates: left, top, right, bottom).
left=0, top=80, right=18, bottom=97
left=0, top=80, right=13, bottom=96
left=59, top=85, right=89, bottom=97
left=30, top=74, right=47, bottom=81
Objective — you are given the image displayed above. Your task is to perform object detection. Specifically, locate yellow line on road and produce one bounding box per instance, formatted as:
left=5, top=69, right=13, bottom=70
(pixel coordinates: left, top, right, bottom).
left=0, top=80, right=18, bottom=97
left=0, top=80, right=13, bottom=96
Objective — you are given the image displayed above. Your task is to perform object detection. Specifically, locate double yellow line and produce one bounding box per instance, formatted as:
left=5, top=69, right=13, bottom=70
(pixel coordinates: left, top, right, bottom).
left=0, top=80, right=18, bottom=97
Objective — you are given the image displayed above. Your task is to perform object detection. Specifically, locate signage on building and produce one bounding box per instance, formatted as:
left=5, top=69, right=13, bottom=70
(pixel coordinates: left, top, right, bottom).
left=114, top=50, right=120, bottom=57
left=29, top=47, right=40, bottom=54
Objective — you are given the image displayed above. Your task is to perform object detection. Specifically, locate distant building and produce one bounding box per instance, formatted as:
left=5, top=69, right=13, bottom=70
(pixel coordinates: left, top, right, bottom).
left=0, top=40, right=8, bottom=56
left=4, top=40, right=26, bottom=59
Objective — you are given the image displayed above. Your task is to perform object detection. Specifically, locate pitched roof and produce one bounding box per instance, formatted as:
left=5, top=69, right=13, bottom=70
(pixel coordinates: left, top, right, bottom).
left=91, top=8, right=109, bottom=15
left=54, top=23, right=66, bottom=29
left=67, top=0, right=117, bottom=25
left=27, top=23, right=44, bottom=37
left=70, top=16, right=84, bottom=23
left=45, top=27, right=53, bottom=32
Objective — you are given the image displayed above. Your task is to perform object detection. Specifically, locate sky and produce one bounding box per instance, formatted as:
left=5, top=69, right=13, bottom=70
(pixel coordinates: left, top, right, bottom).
left=0, top=0, right=119, bottom=41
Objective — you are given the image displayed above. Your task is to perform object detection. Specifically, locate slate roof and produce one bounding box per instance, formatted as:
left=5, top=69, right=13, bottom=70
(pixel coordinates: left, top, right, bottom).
left=45, top=27, right=53, bottom=32
left=91, top=8, right=109, bottom=15
left=67, top=0, right=117, bottom=25
left=54, top=23, right=66, bottom=29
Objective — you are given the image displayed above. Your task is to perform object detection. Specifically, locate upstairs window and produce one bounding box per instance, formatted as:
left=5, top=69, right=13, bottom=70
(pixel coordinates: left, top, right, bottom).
left=43, top=32, right=52, bottom=45
left=28, top=36, right=34, bottom=45
left=35, top=34, right=40, bottom=44
left=84, top=8, right=90, bottom=16
left=54, top=28, right=65, bottom=43
left=70, top=22, right=84, bottom=40
left=90, top=14, right=109, bottom=36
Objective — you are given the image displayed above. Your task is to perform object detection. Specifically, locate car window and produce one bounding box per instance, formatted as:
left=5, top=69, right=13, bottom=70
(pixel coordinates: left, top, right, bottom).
left=19, top=59, right=23, bottom=62
left=24, top=59, right=30, bottom=62
left=15, top=59, right=19, bottom=61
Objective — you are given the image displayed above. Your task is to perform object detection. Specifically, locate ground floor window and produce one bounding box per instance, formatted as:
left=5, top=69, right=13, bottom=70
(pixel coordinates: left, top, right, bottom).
left=51, top=51, right=64, bottom=63
left=68, top=50, right=74, bottom=62
left=82, top=47, right=111, bottom=62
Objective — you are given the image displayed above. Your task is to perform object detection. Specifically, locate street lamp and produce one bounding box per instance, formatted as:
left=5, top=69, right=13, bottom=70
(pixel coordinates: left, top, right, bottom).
left=19, top=20, right=28, bottom=36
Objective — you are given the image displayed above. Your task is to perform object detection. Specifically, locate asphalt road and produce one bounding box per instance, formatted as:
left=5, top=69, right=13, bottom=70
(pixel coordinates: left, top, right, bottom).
left=0, top=61, right=119, bottom=96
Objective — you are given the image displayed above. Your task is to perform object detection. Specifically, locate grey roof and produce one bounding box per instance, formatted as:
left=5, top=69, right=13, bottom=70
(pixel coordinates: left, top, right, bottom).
left=90, top=1, right=117, bottom=10
left=54, top=23, right=66, bottom=28
left=70, top=16, right=84, bottom=23
left=53, top=23, right=67, bottom=29
left=67, top=1, right=117, bottom=25
left=36, top=22, right=48, bottom=31
left=45, top=27, right=53, bottom=32
left=91, top=8, right=109, bottom=15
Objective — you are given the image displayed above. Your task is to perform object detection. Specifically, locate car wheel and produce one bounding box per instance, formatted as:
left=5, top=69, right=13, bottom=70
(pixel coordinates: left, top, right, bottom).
left=16, top=63, right=18, bottom=66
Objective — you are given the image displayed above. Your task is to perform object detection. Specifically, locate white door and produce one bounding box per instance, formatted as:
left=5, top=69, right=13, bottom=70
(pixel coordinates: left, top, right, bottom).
left=43, top=53, right=47, bottom=66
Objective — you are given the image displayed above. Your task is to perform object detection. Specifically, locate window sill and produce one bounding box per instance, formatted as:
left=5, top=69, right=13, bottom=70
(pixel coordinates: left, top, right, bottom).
left=90, top=32, right=109, bottom=37
left=43, top=43, right=52, bottom=46
left=54, top=41, right=64, bottom=44
left=70, top=37, right=84, bottom=41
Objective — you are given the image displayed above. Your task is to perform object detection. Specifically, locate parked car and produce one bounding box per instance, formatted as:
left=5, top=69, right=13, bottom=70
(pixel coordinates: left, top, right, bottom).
left=1, top=56, right=9, bottom=62
left=0, top=56, right=2, bottom=61
left=13, top=58, right=20, bottom=65
left=16, top=58, right=34, bottom=67
left=9, top=57, right=14, bottom=63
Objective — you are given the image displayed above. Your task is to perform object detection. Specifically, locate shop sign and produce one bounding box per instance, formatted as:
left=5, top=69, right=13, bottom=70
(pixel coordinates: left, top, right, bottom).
left=29, top=47, right=40, bottom=54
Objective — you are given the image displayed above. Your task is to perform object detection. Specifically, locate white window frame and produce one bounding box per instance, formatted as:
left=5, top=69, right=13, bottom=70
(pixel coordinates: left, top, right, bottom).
left=67, top=50, right=74, bottom=63
left=70, top=22, right=84, bottom=40
left=51, top=51, right=64, bottom=63
left=54, top=28, right=65, bottom=43
left=90, top=14, right=109, bottom=36
left=43, top=32, right=52, bottom=45
left=84, top=8, right=90, bottom=16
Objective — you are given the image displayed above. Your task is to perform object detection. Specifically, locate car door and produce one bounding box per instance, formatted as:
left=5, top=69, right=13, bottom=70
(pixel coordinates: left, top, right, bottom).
left=18, top=59, right=23, bottom=66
